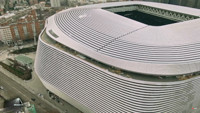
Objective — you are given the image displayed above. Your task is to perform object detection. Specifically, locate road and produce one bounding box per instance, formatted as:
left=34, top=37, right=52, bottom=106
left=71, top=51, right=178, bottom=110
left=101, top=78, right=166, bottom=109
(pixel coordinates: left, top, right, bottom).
left=0, top=71, right=59, bottom=113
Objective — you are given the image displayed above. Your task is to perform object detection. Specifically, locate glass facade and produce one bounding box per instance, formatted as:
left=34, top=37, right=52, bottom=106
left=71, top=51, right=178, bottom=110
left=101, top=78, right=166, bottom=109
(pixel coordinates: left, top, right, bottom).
left=32, top=23, right=36, bottom=37
left=23, top=25, right=28, bottom=38
left=14, top=26, right=20, bottom=39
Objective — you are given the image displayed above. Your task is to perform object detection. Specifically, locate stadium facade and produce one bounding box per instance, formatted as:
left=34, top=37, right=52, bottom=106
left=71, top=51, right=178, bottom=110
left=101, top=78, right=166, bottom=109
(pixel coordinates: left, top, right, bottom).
left=35, top=1, right=200, bottom=113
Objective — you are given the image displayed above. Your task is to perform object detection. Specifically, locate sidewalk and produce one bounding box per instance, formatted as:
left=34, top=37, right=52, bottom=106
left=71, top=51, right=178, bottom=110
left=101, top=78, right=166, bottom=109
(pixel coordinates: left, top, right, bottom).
left=0, top=49, right=81, bottom=113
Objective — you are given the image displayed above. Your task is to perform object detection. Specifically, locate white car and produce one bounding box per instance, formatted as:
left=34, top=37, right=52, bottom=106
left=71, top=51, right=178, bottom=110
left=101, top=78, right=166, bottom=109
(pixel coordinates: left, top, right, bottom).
left=0, top=86, right=3, bottom=90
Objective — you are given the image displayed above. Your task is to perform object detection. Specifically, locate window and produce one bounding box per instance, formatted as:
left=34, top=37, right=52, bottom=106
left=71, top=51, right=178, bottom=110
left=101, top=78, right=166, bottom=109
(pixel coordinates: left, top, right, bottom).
left=14, top=26, right=20, bottom=39
left=32, top=23, right=36, bottom=37
left=23, top=25, right=28, bottom=37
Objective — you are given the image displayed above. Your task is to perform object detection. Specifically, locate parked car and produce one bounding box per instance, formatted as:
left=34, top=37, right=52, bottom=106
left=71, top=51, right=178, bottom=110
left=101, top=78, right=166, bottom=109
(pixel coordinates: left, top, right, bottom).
left=0, top=86, right=3, bottom=90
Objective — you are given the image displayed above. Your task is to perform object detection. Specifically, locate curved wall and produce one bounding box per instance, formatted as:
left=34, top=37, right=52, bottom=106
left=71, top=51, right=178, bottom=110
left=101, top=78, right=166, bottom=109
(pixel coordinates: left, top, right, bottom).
left=35, top=36, right=200, bottom=113
left=51, top=2, right=200, bottom=76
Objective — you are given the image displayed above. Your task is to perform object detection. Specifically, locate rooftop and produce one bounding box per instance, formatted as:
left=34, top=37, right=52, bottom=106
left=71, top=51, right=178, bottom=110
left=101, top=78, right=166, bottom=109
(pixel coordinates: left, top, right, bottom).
left=45, top=1, right=200, bottom=76
left=15, top=55, right=33, bottom=65
left=41, top=29, right=199, bottom=82
left=0, top=13, right=15, bottom=19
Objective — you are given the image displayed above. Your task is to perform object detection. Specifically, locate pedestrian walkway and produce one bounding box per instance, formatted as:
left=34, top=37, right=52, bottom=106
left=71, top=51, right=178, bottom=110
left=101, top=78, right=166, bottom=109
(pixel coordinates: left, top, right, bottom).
left=0, top=46, right=81, bottom=113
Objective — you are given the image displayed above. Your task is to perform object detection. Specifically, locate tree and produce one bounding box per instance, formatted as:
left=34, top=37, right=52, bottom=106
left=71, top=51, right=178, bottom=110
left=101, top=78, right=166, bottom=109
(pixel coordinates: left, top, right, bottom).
left=26, top=0, right=30, bottom=6
left=13, top=1, right=17, bottom=8
left=4, top=0, right=10, bottom=12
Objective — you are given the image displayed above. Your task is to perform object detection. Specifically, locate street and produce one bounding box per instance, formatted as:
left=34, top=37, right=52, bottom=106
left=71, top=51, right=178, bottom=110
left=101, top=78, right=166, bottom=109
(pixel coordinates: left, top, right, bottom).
left=0, top=44, right=81, bottom=113
left=0, top=71, right=59, bottom=113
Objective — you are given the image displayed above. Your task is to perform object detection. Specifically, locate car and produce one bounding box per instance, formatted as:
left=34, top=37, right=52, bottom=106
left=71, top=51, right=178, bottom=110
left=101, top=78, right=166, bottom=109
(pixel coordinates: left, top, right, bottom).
left=0, top=86, right=3, bottom=90
left=31, top=98, right=36, bottom=101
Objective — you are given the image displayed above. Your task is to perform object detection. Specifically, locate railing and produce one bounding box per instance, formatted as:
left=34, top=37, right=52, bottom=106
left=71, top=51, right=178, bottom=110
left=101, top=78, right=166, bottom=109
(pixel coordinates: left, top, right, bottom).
left=41, top=29, right=199, bottom=82
left=103, top=4, right=199, bottom=22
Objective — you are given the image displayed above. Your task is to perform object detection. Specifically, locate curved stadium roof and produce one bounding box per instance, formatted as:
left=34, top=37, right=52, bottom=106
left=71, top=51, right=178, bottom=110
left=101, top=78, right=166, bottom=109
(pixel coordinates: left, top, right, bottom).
left=45, top=1, right=200, bottom=76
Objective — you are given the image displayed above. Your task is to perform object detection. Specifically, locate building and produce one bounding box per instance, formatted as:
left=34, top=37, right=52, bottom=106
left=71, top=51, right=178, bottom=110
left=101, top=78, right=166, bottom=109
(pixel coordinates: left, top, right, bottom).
left=38, top=1, right=46, bottom=9
left=15, top=55, right=33, bottom=69
left=0, top=13, right=15, bottom=25
left=0, top=9, right=45, bottom=45
left=10, top=20, right=44, bottom=42
left=0, top=26, right=13, bottom=45
left=144, top=0, right=200, bottom=9
left=29, top=0, right=38, bottom=5
left=0, top=0, right=5, bottom=9
left=50, top=0, right=61, bottom=7
left=60, top=0, right=68, bottom=6
left=35, top=1, right=200, bottom=113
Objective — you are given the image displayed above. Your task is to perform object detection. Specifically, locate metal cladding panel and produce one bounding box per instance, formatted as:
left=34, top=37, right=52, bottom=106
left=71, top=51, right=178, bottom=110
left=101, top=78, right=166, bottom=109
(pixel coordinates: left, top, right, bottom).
left=50, top=2, right=200, bottom=76
left=35, top=38, right=200, bottom=113
left=54, top=8, right=146, bottom=50
left=99, top=39, right=200, bottom=63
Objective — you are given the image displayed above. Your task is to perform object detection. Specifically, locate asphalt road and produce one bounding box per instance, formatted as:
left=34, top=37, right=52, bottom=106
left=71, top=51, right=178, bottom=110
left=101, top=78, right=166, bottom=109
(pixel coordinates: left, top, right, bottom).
left=0, top=71, right=59, bottom=113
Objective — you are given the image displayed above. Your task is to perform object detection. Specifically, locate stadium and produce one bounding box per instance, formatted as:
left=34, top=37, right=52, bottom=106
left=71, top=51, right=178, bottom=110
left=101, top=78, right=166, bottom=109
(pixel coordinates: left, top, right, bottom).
left=35, top=1, right=200, bottom=113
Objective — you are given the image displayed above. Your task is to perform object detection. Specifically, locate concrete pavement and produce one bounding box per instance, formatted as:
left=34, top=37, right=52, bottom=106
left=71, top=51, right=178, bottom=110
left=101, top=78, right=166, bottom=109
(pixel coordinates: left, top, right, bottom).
left=0, top=44, right=81, bottom=113
left=0, top=71, right=59, bottom=113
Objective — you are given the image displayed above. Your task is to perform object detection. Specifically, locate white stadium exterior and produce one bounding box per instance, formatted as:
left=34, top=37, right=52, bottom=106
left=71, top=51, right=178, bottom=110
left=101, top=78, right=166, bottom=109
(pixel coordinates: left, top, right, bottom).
left=35, top=1, right=200, bottom=113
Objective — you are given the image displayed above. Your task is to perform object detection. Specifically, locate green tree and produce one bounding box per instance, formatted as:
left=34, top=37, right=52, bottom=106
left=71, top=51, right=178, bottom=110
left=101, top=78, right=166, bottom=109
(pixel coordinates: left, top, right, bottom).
left=26, top=0, right=30, bottom=5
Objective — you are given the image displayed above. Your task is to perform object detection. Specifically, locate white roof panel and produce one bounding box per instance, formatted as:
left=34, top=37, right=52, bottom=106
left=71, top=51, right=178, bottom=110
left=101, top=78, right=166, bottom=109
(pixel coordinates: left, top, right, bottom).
left=48, top=1, right=200, bottom=76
